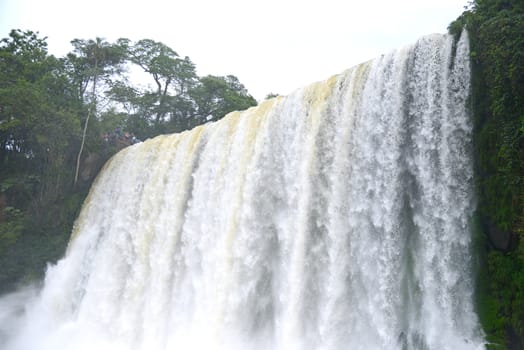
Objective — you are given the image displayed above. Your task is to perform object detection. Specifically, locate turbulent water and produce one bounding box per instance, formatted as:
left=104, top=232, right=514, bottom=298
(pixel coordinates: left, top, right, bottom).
left=2, top=31, right=485, bottom=350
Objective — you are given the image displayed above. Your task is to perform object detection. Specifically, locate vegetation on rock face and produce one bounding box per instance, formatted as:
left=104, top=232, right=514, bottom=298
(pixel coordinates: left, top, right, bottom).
left=0, top=29, right=257, bottom=293
left=450, top=0, right=524, bottom=348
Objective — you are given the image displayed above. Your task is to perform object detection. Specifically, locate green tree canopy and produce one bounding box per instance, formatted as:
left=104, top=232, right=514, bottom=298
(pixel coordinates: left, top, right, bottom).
left=192, top=75, right=257, bottom=123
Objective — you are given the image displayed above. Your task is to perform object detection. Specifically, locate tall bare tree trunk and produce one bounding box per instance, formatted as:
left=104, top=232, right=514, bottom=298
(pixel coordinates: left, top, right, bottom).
left=74, top=60, right=98, bottom=185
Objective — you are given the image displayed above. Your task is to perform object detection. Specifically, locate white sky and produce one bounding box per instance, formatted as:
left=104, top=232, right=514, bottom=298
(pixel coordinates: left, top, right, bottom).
left=0, top=0, right=468, bottom=101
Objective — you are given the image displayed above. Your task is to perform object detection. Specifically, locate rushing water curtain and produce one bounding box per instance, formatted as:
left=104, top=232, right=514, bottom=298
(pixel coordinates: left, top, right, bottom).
left=3, top=31, right=485, bottom=350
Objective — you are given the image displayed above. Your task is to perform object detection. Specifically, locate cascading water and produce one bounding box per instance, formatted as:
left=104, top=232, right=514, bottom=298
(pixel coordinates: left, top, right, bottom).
left=2, top=31, right=485, bottom=350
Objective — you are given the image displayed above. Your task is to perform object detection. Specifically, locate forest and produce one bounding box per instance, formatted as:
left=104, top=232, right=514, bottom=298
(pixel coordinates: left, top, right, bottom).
left=449, top=0, right=524, bottom=348
left=0, top=0, right=523, bottom=348
left=0, top=32, right=257, bottom=293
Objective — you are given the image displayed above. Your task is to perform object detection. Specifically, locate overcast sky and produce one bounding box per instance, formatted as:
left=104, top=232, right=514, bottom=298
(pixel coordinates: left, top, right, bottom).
left=0, top=0, right=468, bottom=100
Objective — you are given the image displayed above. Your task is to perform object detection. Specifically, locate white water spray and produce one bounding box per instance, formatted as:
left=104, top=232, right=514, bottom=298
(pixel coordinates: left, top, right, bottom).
left=2, top=31, right=484, bottom=350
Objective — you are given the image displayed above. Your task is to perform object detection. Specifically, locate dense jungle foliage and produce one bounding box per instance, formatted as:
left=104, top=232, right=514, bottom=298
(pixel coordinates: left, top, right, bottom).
left=0, top=31, right=257, bottom=293
left=450, top=0, right=524, bottom=348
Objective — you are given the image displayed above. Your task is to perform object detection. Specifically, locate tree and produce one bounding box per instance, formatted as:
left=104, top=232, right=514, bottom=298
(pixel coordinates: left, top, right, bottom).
left=67, top=38, right=126, bottom=184
left=0, top=30, right=80, bottom=183
left=191, top=75, right=257, bottom=124
left=450, top=0, right=524, bottom=347
left=0, top=30, right=84, bottom=291
left=0, top=30, right=49, bottom=168
left=126, top=39, right=198, bottom=127
left=107, top=39, right=258, bottom=136
left=265, top=93, right=280, bottom=100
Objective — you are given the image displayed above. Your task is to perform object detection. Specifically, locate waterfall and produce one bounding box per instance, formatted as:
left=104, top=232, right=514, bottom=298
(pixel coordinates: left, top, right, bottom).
left=2, top=31, right=485, bottom=350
